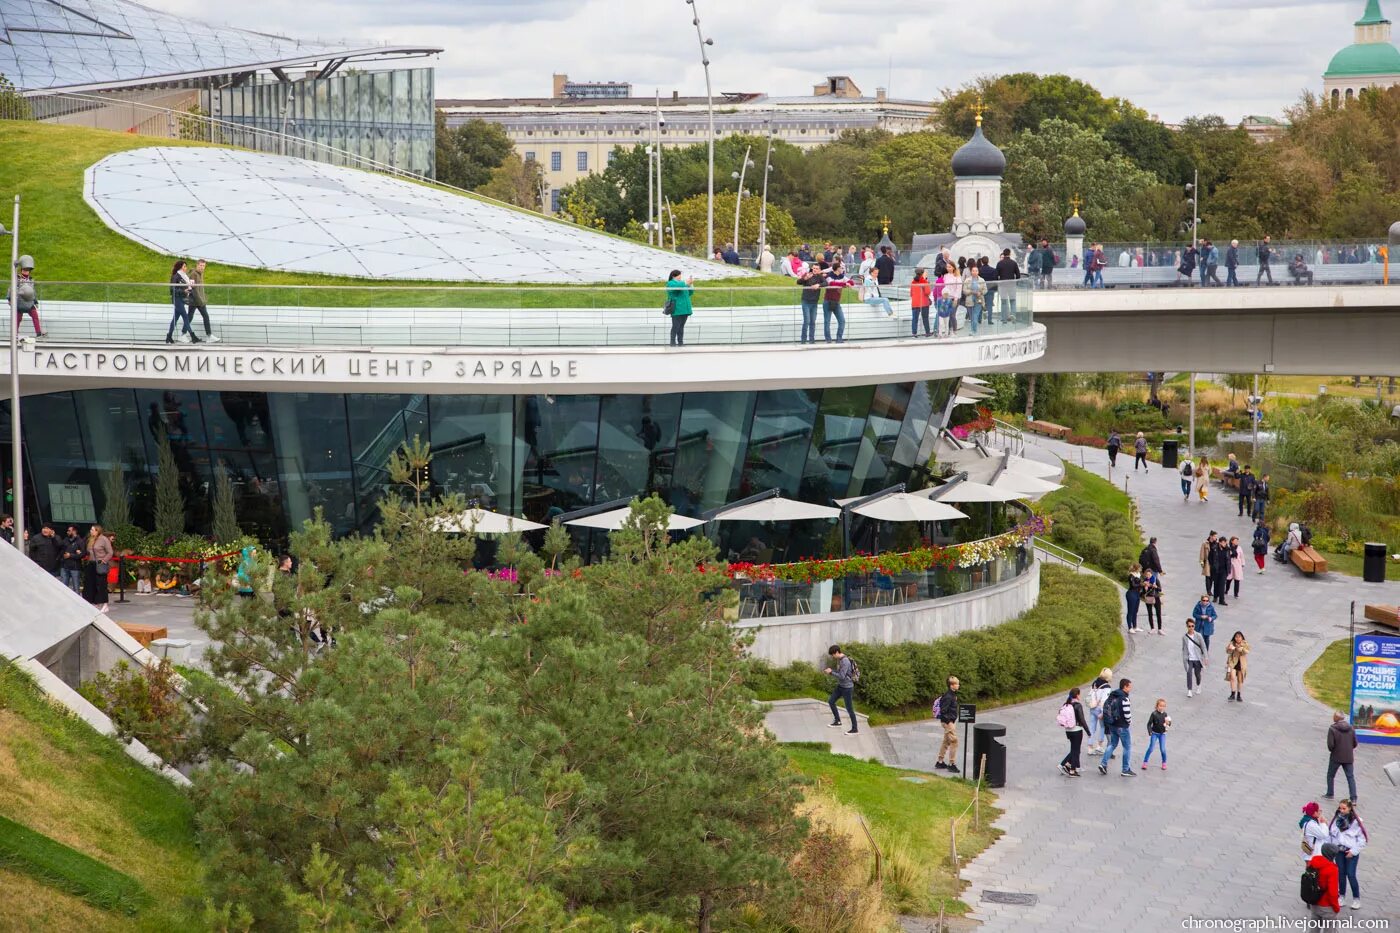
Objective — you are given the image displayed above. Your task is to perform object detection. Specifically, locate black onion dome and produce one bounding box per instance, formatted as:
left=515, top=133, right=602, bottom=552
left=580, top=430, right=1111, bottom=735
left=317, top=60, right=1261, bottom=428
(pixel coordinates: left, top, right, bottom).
left=951, top=126, right=1006, bottom=178
left=1064, top=212, right=1087, bottom=235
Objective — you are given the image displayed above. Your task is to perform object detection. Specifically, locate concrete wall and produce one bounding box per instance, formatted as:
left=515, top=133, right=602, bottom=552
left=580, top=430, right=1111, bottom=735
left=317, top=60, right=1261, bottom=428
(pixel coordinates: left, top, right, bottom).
left=738, top=560, right=1040, bottom=667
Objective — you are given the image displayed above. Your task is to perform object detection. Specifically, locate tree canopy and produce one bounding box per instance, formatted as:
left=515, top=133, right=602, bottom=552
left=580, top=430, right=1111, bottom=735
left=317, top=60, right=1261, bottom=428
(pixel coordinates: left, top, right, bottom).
left=434, top=112, right=514, bottom=190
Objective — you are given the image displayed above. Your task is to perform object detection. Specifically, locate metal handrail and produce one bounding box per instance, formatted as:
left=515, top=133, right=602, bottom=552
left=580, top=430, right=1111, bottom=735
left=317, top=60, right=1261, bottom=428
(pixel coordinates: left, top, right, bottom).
left=1031, top=537, right=1085, bottom=571
left=989, top=418, right=1025, bottom=456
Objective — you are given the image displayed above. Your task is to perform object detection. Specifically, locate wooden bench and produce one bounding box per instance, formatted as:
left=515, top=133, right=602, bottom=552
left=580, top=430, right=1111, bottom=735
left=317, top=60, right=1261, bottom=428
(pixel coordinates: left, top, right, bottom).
left=1209, top=467, right=1241, bottom=490
left=1025, top=420, right=1071, bottom=439
left=1289, top=546, right=1329, bottom=575
left=117, top=622, right=168, bottom=648
left=1363, top=605, right=1400, bottom=631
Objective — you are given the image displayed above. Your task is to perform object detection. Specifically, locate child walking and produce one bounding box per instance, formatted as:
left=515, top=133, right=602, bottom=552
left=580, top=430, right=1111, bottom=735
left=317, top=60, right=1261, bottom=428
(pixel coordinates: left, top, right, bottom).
left=1143, top=698, right=1170, bottom=770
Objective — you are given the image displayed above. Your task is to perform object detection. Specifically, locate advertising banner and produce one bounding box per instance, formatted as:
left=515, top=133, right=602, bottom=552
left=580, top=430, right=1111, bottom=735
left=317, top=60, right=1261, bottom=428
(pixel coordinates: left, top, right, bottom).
left=1351, top=633, right=1400, bottom=746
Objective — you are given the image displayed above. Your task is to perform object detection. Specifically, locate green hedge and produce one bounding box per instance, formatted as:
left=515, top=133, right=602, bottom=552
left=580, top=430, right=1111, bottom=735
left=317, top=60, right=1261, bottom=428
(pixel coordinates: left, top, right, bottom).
left=1044, top=496, right=1140, bottom=579
left=748, top=564, right=1121, bottom=713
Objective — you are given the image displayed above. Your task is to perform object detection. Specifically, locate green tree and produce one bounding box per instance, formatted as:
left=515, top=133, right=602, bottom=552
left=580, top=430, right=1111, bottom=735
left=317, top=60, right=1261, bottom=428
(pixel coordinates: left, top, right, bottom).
left=1104, top=113, right=1188, bottom=184
left=211, top=462, right=240, bottom=543
left=435, top=112, right=513, bottom=189
left=937, top=73, right=1143, bottom=143
left=1173, top=115, right=1255, bottom=198
left=153, top=428, right=184, bottom=539
left=1317, top=167, right=1400, bottom=238
left=477, top=152, right=546, bottom=210
left=100, top=461, right=130, bottom=530
left=845, top=131, right=961, bottom=245
left=669, top=189, right=797, bottom=251
left=1203, top=146, right=1325, bottom=239
left=0, top=73, right=32, bottom=120
left=1002, top=119, right=1158, bottom=240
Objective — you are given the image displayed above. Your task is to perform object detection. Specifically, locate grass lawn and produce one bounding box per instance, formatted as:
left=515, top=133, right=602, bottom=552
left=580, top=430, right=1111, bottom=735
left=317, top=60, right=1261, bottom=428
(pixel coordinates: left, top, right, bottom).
left=0, top=815, right=149, bottom=914
left=0, top=661, right=203, bottom=931
left=1316, top=550, right=1400, bottom=582
left=0, top=122, right=792, bottom=305
left=784, top=744, right=1000, bottom=916
left=1266, top=375, right=1400, bottom=401
left=1042, top=462, right=1133, bottom=521
left=1304, top=638, right=1354, bottom=714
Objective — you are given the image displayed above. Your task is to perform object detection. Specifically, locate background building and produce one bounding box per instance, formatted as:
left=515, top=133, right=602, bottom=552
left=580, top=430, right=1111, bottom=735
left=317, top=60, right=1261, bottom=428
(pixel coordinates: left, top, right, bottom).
left=438, top=74, right=934, bottom=212
left=1323, top=0, right=1400, bottom=104
left=0, top=0, right=441, bottom=175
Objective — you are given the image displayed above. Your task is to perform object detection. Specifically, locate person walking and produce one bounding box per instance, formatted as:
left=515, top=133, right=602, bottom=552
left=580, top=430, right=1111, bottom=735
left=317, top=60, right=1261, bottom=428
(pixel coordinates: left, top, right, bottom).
left=7, top=254, right=45, bottom=337
left=1058, top=686, right=1090, bottom=776
left=1106, top=430, right=1121, bottom=468
left=934, top=675, right=961, bottom=773
left=1133, top=432, right=1148, bottom=471
left=1195, top=455, right=1210, bottom=502
left=1226, top=536, right=1244, bottom=601
left=1253, top=473, right=1271, bottom=520
left=84, top=525, right=114, bottom=613
left=995, top=248, right=1020, bottom=323
left=1252, top=519, right=1271, bottom=574
left=1198, top=531, right=1216, bottom=593
left=1225, top=239, right=1240, bottom=286
left=823, top=645, right=859, bottom=735
left=1192, top=594, right=1217, bottom=650
left=1179, top=452, right=1195, bottom=501
left=664, top=270, right=694, bottom=347
left=28, top=523, right=62, bottom=579
left=1329, top=799, right=1368, bottom=910
left=1210, top=536, right=1231, bottom=605
left=962, top=263, right=987, bottom=334
left=59, top=525, right=86, bottom=593
left=1177, top=243, right=1198, bottom=286
left=909, top=267, right=932, bottom=337
left=187, top=259, right=219, bottom=343
left=1142, top=568, right=1164, bottom=634
left=1125, top=562, right=1143, bottom=634
left=1182, top=617, right=1208, bottom=697
left=166, top=259, right=200, bottom=344
left=1238, top=465, right=1255, bottom=517
left=1204, top=239, right=1222, bottom=286
left=1325, top=711, right=1359, bottom=802
left=941, top=267, right=962, bottom=336
left=1087, top=667, right=1113, bottom=754
left=1225, top=630, right=1250, bottom=701
left=1090, top=243, right=1107, bottom=288
left=1097, top=678, right=1135, bottom=777
left=1138, top=536, right=1164, bottom=576
left=1142, top=698, right=1170, bottom=770
left=1257, top=235, right=1275, bottom=285
left=1036, top=238, right=1057, bottom=288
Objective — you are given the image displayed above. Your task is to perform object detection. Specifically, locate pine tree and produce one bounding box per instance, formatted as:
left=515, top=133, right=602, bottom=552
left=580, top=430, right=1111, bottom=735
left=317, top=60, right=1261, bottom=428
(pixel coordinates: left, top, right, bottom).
left=211, top=461, right=240, bottom=543
left=99, top=460, right=130, bottom=530
left=153, top=428, right=184, bottom=540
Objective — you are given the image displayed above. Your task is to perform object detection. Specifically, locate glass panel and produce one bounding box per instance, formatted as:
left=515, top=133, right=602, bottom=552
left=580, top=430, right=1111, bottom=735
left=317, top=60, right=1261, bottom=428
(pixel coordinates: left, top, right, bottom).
left=134, top=388, right=212, bottom=532
left=671, top=392, right=755, bottom=515
left=595, top=394, right=684, bottom=504
left=518, top=395, right=600, bottom=522
left=19, top=393, right=92, bottom=526
left=802, top=385, right=874, bottom=503
left=428, top=395, right=516, bottom=514
left=199, top=391, right=285, bottom=542
left=72, top=389, right=154, bottom=530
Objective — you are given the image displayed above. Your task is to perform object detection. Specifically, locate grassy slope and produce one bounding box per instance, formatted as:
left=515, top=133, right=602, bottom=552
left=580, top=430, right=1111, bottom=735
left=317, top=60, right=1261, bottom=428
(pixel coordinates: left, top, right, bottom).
left=1304, top=638, right=1354, bottom=714
left=0, top=662, right=201, bottom=931
left=0, top=121, right=788, bottom=303
left=784, top=745, right=1000, bottom=916
left=1041, top=461, right=1133, bottom=521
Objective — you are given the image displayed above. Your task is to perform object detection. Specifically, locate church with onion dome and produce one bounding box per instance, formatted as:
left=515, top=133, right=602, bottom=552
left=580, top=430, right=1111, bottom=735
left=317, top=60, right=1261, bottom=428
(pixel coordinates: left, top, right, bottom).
left=1323, top=0, right=1400, bottom=104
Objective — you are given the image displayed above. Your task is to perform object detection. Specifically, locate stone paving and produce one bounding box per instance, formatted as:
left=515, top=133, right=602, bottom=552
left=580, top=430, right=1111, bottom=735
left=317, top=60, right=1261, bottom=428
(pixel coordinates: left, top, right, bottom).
left=881, top=437, right=1400, bottom=929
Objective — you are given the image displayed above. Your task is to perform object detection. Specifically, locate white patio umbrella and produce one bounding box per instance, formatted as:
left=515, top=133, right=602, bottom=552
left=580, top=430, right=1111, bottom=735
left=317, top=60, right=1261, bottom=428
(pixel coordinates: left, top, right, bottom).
left=955, top=453, right=1061, bottom=481
left=432, top=508, right=547, bottom=534
left=565, top=507, right=708, bottom=531
left=989, top=472, right=1063, bottom=497
left=917, top=481, right=1025, bottom=504
left=836, top=492, right=968, bottom=523
left=961, top=375, right=990, bottom=386
left=709, top=496, right=841, bottom=522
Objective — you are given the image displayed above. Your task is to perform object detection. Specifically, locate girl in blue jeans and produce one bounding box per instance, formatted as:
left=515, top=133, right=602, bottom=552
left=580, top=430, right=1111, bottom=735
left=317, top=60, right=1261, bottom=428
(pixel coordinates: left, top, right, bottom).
left=1143, top=698, right=1169, bottom=770
left=1329, top=799, right=1367, bottom=909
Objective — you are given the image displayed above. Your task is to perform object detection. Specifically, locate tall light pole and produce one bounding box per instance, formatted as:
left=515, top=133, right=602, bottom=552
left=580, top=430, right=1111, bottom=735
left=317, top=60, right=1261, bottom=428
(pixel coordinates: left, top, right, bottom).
left=645, top=122, right=655, bottom=247
left=1185, top=169, right=1199, bottom=249
left=758, top=112, right=776, bottom=261
left=655, top=90, right=665, bottom=250
left=686, top=0, right=716, bottom=259
left=3, top=196, right=22, bottom=551
left=730, top=145, right=753, bottom=255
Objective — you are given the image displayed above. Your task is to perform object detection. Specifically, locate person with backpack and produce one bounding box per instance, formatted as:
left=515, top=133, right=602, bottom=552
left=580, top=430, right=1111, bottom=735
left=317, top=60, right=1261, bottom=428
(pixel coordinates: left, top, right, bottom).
left=823, top=644, right=859, bottom=735
left=1251, top=519, right=1271, bottom=574
left=933, top=675, right=961, bottom=773
left=1328, top=799, right=1368, bottom=910
left=1057, top=687, right=1090, bottom=777
left=1298, top=804, right=1342, bottom=918
left=1097, top=678, right=1135, bottom=777
left=1179, top=453, right=1195, bottom=501
left=1086, top=667, right=1113, bottom=754
left=1106, top=431, right=1121, bottom=468
left=1141, top=698, right=1170, bottom=770
left=1182, top=617, right=1208, bottom=697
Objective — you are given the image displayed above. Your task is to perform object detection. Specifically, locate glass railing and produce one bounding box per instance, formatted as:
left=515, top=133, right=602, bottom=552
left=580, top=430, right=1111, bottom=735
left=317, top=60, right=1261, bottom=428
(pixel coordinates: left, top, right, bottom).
left=22, top=280, right=1037, bottom=349
left=731, top=542, right=1034, bottom=620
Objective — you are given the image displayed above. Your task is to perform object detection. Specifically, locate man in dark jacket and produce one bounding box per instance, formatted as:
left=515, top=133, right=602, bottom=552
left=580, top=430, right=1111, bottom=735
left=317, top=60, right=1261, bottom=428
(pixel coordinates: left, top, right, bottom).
left=1037, top=240, right=1057, bottom=288
left=1325, top=711, right=1359, bottom=801
left=1252, top=473, right=1270, bottom=520
left=1210, top=537, right=1231, bottom=605
left=1138, top=537, right=1164, bottom=575
left=0, top=514, right=13, bottom=545
left=1225, top=239, right=1240, bottom=286
left=1256, top=235, right=1274, bottom=285
left=934, top=675, right=961, bottom=773
left=1097, top=678, right=1134, bottom=776
left=874, top=246, right=895, bottom=286
left=824, top=644, right=859, bottom=736
left=994, top=249, right=1021, bottom=323
left=28, top=522, right=63, bottom=577
left=59, top=525, right=86, bottom=592
left=1237, top=466, right=1255, bottom=517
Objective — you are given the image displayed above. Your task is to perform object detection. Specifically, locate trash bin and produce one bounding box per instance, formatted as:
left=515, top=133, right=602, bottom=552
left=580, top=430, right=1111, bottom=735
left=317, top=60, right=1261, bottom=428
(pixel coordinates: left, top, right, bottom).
left=1161, top=439, right=1179, bottom=470
left=1364, top=542, right=1387, bottom=584
left=971, top=722, right=1007, bottom=788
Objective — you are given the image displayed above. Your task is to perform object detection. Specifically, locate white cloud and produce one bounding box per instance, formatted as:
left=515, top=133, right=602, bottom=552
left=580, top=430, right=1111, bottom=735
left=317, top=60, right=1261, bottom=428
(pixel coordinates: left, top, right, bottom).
left=160, top=0, right=1376, bottom=121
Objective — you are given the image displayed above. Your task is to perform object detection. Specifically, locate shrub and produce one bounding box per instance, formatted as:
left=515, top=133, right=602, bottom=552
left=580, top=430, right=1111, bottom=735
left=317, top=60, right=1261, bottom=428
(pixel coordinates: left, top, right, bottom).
left=78, top=659, right=194, bottom=767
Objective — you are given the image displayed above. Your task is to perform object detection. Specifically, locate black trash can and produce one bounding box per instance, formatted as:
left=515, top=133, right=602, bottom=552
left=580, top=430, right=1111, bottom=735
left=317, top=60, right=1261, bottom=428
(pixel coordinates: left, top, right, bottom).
left=971, top=722, right=1007, bottom=788
left=1364, top=542, right=1387, bottom=584
left=1161, top=439, right=1179, bottom=470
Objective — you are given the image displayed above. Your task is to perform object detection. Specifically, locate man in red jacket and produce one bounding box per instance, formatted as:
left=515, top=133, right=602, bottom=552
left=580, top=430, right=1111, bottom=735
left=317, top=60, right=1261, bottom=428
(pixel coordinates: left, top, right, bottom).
left=1305, top=844, right=1341, bottom=916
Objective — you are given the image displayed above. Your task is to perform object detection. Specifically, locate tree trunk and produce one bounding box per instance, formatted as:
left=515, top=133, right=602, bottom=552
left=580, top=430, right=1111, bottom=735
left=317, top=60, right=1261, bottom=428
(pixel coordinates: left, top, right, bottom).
left=1023, top=374, right=1038, bottom=421
left=698, top=894, right=714, bottom=933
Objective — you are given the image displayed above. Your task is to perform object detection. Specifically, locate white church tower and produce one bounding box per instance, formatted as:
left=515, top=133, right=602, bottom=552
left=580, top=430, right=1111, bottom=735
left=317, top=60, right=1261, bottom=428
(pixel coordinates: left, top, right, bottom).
left=950, top=104, right=1007, bottom=237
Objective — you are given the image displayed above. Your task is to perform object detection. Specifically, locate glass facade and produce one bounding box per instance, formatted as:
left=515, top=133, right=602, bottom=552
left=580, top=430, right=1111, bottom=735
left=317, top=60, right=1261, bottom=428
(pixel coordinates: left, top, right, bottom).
left=207, top=68, right=436, bottom=177
left=3, top=380, right=958, bottom=557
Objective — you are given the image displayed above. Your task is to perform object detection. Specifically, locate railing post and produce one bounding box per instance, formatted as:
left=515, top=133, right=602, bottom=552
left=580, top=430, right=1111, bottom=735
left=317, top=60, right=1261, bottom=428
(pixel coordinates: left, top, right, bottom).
left=949, top=817, right=958, bottom=878
left=115, top=555, right=127, bottom=604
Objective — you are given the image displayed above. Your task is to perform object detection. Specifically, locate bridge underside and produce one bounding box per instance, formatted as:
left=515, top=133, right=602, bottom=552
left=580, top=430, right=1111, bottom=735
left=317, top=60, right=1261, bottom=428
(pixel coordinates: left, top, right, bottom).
left=1028, top=308, right=1400, bottom=376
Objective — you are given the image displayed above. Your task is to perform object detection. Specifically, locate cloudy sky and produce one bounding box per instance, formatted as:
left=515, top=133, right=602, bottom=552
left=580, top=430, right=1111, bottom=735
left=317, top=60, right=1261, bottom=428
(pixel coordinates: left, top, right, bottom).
left=168, top=0, right=1375, bottom=121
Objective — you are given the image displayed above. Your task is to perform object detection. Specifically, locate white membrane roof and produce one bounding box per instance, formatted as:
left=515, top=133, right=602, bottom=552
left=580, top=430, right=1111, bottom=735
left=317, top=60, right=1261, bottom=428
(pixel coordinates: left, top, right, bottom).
left=83, top=147, right=750, bottom=283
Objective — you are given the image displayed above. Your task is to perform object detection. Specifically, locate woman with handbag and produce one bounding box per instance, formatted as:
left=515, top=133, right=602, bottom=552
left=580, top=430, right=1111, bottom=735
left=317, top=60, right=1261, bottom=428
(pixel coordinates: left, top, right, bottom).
left=1141, top=568, right=1163, bottom=633
left=1195, top=456, right=1210, bottom=502
left=1225, top=630, right=1250, bottom=701
left=84, top=524, right=114, bottom=613
left=961, top=263, right=987, bottom=335
left=941, top=270, right=962, bottom=335
left=664, top=270, right=693, bottom=347
left=1124, top=562, right=1143, bottom=634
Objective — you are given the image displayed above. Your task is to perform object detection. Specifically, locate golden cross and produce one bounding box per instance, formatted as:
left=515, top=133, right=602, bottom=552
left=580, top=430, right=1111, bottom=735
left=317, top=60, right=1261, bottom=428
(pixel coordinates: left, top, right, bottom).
left=1070, top=193, right=1082, bottom=215
left=973, top=95, right=986, bottom=127
left=879, top=215, right=891, bottom=233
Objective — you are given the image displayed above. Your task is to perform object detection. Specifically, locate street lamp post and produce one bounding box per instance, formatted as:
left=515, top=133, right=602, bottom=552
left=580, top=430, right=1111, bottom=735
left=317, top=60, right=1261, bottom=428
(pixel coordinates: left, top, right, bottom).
left=655, top=91, right=665, bottom=249
left=645, top=126, right=654, bottom=247
left=3, top=196, right=22, bottom=551
left=758, top=113, right=775, bottom=261
left=730, top=145, right=753, bottom=256
left=1185, top=169, right=1199, bottom=249
left=685, top=0, right=716, bottom=259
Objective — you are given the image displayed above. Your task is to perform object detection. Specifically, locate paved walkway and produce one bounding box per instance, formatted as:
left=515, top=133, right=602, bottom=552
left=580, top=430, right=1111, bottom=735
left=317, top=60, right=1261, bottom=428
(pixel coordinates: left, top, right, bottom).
left=881, top=437, right=1400, bottom=929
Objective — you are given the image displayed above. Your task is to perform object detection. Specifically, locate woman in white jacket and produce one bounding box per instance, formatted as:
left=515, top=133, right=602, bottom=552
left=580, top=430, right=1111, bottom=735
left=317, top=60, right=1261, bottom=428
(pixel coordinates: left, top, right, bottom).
left=1329, top=799, right=1368, bottom=910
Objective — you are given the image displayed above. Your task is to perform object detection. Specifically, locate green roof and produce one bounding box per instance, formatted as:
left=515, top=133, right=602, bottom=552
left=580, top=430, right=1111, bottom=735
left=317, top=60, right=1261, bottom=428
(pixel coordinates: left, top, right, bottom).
left=1324, top=41, right=1400, bottom=76
left=1356, top=0, right=1390, bottom=26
